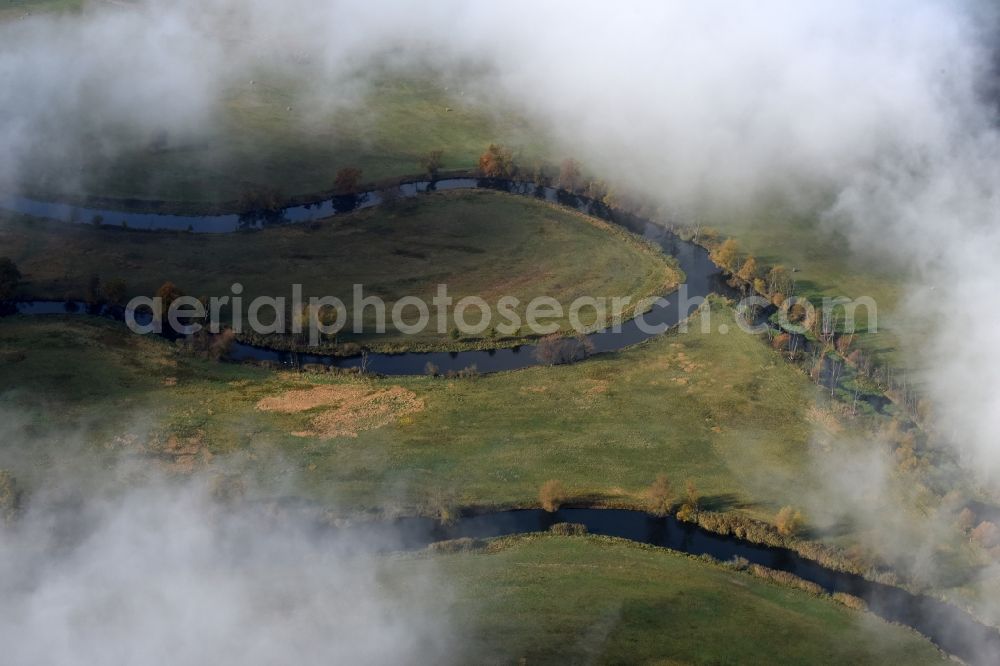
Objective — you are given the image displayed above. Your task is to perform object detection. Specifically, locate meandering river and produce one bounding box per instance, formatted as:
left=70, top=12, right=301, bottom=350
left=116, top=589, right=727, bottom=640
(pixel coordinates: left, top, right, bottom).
left=3, top=181, right=991, bottom=661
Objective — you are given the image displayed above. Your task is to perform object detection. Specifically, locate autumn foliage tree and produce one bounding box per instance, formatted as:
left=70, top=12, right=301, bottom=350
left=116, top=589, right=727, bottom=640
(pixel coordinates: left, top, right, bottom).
left=676, top=479, right=700, bottom=521
left=557, top=158, right=583, bottom=192
left=647, top=473, right=674, bottom=517
left=737, top=256, right=759, bottom=283
left=237, top=184, right=284, bottom=216
left=333, top=167, right=363, bottom=195
left=710, top=238, right=741, bottom=273
left=156, top=281, right=183, bottom=325
left=478, top=143, right=515, bottom=178
left=971, top=521, right=1000, bottom=549
left=539, top=479, right=567, bottom=512
left=775, top=506, right=804, bottom=537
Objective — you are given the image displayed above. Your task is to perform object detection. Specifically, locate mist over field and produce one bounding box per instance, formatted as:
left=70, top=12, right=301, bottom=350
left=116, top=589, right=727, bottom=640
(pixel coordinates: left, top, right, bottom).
left=3, top=0, right=1000, bottom=660
left=2, top=0, right=998, bottom=473
left=0, top=468, right=454, bottom=666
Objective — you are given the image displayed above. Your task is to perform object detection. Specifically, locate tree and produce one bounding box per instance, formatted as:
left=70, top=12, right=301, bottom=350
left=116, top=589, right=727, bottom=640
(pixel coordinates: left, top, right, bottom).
left=684, top=479, right=699, bottom=508
left=478, top=143, right=515, bottom=178
left=0, top=257, right=21, bottom=301
left=775, top=505, right=804, bottom=537
left=237, top=184, right=284, bottom=216
left=104, top=278, right=127, bottom=306
left=737, top=256, right=759, bottom=283
left=333, top=167, right=363, bottom=195
left=710, top=238, right=740, bottom=273
left=539, top=479, right=567, bottom=512
left=676, top=478, right=700, bottom=522
left=767, top=265, right=793, bottom=297
left=648, top=473, right=673, bottom=517
left=156, top=281, right=182, bottom=321
left=957, top=507, right=977, bottom=532
left=424, top=150, right=444, bottom=179
left=557, top=158, right=583, bottom=192
left=971, top=521, right=1000, bottom=549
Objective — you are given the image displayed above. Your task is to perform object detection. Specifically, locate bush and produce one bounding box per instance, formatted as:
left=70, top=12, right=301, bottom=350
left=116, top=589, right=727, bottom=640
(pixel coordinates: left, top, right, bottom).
left=539, top=479, right=567, bottom=512
left=832, top=592, right=868, bottom=611
left=747, top=563, right=823, bottom=595
left=775, top=506, right=804, bottom=537
left=429, top=537, right=484, bottom=553
left=534, top=334, right=595, bottom=365
left=549, top=522, right=587, bottom=536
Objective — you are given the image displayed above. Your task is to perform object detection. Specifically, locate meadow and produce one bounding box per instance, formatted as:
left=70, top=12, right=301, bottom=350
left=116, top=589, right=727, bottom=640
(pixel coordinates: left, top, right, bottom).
left=390, top=534, right=946, bottom=664
left=1, top=190, right=677, bottom=350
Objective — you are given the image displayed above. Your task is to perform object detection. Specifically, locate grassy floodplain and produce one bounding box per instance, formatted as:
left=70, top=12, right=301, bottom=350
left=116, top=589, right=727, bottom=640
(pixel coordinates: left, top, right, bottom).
left=0, top=302, right=846, bottom=516
left=1, top=190, right=679, bottom=350
left=390, top=534, right=946, bottom=664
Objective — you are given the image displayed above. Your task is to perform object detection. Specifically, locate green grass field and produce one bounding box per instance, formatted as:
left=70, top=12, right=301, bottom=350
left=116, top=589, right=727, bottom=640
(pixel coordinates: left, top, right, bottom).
left=2, top=190, right=678, bottom=350
left=390, top=534, right=945, bottom=664
left=0, top=301, right=834, bottom=517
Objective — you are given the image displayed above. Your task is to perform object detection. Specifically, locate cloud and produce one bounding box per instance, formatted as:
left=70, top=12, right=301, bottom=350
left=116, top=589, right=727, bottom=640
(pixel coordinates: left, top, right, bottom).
left=0, top=473, right=454, bottom=666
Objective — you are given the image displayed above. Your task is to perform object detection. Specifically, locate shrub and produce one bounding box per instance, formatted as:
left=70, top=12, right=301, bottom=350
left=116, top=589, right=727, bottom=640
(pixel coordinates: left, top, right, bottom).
left=534, top=334, right=594, bottom=365
left=549, top=522, right=587, bottom=536
left=747, top=563, right=823, bottom=595
left=775, top=506, right=804, bottom=537
left=429, top=537, right=484, bottom=553
left=832, top=592, right=868, bottom=611
left=647, top=473, right=673, bottom=517
left=539, top=479, right=567, bottom=512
